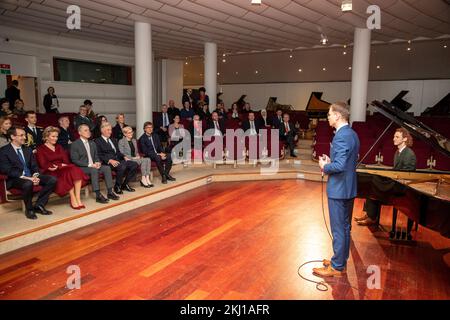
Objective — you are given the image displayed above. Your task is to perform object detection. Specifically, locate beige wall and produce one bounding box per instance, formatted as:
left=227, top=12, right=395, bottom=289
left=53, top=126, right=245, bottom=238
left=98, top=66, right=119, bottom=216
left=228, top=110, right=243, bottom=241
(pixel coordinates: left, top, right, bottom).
left=184, top=39, right=450, bottom=85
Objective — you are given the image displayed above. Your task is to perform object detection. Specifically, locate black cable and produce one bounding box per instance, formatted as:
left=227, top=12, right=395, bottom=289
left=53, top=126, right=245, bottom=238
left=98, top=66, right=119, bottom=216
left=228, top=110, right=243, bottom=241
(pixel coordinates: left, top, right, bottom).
left=297, top=175, right=373, bottom=298
left=297, top=174, right=333, bottom=291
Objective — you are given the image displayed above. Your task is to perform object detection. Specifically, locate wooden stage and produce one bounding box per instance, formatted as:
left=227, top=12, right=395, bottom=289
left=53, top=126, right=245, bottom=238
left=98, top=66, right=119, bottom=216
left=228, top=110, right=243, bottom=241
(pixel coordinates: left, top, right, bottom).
left=0, top=179, right=449, bottom=300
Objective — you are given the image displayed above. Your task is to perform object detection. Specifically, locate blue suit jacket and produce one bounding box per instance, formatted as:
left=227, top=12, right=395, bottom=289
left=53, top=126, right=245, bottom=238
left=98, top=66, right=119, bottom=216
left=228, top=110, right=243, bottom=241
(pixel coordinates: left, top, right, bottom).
left=138, top=133, right=163, bottom=159
left=323, top=125, right=360, bottom=200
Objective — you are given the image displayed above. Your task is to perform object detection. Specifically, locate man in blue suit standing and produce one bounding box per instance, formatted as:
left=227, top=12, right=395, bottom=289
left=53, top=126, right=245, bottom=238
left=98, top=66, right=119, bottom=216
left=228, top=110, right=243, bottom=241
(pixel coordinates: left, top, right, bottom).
left=314, top=102, right=360, bottom=277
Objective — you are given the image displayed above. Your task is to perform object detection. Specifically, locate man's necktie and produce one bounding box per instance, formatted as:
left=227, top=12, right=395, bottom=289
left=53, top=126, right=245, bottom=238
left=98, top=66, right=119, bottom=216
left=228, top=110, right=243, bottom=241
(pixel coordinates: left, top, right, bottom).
left=107, top=138, right=116, bottom=152
left=150, top=135, right=157, bottom=153
left=16, top=148, right=31, bottom=177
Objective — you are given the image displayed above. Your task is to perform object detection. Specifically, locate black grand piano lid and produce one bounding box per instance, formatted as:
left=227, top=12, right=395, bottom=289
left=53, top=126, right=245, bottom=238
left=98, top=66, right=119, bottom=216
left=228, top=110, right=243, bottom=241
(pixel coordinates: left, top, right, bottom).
left=371, top=100, right=450, bottom=158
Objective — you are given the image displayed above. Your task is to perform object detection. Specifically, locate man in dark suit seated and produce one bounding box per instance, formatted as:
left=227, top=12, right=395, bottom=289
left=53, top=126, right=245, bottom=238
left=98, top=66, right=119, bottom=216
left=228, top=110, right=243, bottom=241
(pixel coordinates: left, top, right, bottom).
left=24, top=111, right=43, bottom=152
left=272, top=109, right=284, bottom=129
left=214, top=103, right=228, bottom=120
left=206, top=111, right=225, bottom=136
left=279, top=113, right=298, bottom=158
left=138, top=121, right=175, bottom=184
left=354, top=127, right=417, bottom=226
left=70, top=124, right=119, bottom=204
left=0, top=126, right=57, bottom=219
left=57, top=116, right=75, bottom=150
left=95, top=122, right=138, bottom=195
left=167, top=100, right=180, bottom=119
left=242, top=112, right=261, bottom=135
left=154, top=104, right=172, bottom=144
left=74, top=105, right=95, bottom=132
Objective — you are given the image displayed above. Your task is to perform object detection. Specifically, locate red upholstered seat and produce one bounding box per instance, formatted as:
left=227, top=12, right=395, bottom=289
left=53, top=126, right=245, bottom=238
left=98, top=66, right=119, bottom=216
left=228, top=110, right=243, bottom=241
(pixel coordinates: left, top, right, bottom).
left=313, top=142, right=330, bottom=160
left=433, top=151, right=450, bottom=171
left=381, top=144, right=396, bottom=166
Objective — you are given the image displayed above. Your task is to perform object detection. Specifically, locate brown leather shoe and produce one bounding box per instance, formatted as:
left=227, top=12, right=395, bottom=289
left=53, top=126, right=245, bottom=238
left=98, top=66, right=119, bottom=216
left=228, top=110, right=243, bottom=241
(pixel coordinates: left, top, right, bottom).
left=354, top=213, right=368, bottom=222
left=322, top=259, right=346, bottom=272
left=357, top=217, right=377, bottom=226
left=313, top=265, right=345, bottom=278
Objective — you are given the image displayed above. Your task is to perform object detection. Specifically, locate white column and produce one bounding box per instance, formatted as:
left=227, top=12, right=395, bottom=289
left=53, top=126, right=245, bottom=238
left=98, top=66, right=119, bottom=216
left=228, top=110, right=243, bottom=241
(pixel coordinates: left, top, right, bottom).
left=134, top=21, right=153, bottom=137
left=204, top=42, right=217, bottom=112
left=350, top=28, right=371, bottom=123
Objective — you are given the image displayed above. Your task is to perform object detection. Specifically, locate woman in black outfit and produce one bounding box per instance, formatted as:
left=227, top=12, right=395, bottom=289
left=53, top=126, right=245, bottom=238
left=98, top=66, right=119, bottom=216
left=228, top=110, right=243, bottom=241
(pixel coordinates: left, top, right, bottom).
left=43, top=87, right=60, bottom=113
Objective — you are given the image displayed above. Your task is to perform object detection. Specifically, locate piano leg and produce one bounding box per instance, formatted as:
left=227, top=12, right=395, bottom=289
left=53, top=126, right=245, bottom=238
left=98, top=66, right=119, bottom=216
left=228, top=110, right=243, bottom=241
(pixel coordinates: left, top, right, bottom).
left=407, top=218, right=414, bottom=241
left=390, top=208, right=398, bottom=239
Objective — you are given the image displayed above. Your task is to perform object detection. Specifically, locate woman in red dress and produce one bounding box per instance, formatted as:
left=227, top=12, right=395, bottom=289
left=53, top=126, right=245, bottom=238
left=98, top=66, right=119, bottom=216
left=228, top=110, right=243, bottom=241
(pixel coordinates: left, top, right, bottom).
left=36, top=126, right=88, bottom=210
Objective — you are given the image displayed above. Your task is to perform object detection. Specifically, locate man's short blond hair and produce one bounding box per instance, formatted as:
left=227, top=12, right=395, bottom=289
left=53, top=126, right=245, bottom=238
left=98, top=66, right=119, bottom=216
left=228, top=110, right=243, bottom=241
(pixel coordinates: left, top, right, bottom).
left=100, top=122, right=112, bottom=130
left=330, top=101, right=350, bottom=122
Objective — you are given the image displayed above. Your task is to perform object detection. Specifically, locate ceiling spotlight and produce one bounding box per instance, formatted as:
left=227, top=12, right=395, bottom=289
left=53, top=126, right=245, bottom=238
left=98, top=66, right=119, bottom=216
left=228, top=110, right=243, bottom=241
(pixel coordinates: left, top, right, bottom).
left=341, top=0, right=352, bottom=12
left=222, top=53, right=226, bottom=57
left=222, top=59, right=226, bottom=63
left=348, top=66, right=352, bottom=70
left=343, top=51, right=347, bottom=55
left=251, top=0, right=262, bottom=5
left=235, top=71, right=239, bottom=75
left=343, top=44, right=347, bottom=49
left=298, top=68, right=302, bottom=72
left=289, top=54, right=293, bottom=58
left=255, top=70, right=259, bottom=74
left=322, top=67, right=326, bottom=71
left=376, top=65, right=381, bottom=69
left=320, top=34, right=328, bottom=45
left=217, top=72, right=220, bottom=76
left=185, top=62, right=188, bottom=65
left=444, top=45, right=448, bottom=48
left=407, top=47, right=411, bottom=51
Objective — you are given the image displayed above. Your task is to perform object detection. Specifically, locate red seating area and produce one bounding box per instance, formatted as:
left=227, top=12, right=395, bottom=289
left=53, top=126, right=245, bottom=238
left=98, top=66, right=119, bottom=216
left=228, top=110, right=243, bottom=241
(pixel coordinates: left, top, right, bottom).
left=313, top=114, right=449, bottom=170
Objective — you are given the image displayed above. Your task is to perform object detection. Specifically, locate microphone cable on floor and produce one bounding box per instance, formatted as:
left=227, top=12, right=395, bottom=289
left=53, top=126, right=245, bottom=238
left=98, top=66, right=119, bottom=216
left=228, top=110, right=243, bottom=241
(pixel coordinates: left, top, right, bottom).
left=297, top=174, right=333, bottom=291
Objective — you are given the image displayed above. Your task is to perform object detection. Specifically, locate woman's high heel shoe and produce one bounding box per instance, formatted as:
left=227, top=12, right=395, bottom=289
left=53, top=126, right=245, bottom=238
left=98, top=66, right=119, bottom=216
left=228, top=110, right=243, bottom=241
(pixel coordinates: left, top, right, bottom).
left=79, top=204, right=86, bottom=209
left=70, top=204, right=81, bottom=210
left=140, top=181, right=152, bottom=188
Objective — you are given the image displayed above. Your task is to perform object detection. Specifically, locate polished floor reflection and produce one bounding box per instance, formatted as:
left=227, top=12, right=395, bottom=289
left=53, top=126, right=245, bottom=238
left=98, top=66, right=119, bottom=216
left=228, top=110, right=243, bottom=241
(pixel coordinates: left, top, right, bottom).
left=0, top=180, right=449, bottom=300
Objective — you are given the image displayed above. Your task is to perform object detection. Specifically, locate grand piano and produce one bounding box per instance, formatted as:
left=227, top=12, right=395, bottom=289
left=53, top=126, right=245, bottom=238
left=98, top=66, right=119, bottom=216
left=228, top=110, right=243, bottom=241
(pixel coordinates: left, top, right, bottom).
left=421, top=92, right=450, bottom=116
left=305, top=92, right=330, bottom=118
left=356, top=100, right=450, bottom=240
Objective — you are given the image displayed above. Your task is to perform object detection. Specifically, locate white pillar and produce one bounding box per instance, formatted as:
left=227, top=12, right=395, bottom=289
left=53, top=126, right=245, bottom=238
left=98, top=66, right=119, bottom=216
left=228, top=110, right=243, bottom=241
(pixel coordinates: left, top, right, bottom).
left=134, top=21, right=153, bottom=137
left=204, top=42, right=217, bottom=112
left=350, top=28, right=371, bottom=123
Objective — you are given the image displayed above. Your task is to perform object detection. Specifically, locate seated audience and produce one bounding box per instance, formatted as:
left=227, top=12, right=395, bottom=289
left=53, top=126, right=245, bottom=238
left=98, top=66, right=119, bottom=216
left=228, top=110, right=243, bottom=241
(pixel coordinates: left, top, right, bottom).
left=229, top=103, right=240, bottom=120
left=57, top=116, right=75, bottom=150
left=355, top=128, right=417, bottom=226
left=0, top=126, right=57, bottom=220
left=196, top=103, right=211, bottom=120
left=70, top=124, right=119, bottom=204
left=259, top=109, right=272, bottom=128
left=118, top=126, right=153, bottom=188
left=214, top=103, right=228, bottom=120
left=279, top=113, right=298, bottom=158
left=24, top=111, right=43, bottom=151
left=189, top=114, right=203, bottom=147
left=242, top=112, right=261, bottom=135
left=167, top=99, right=180, bottom=118
left=272, top=109, right=284, bottom=129
left=180, top=101, right=194, bottom=121
left=83, top=99, right=96, bottom=120
left=93, top=115, right=108, bottom=139
left=242, top=102, right=253, bottom=114
left=155, top=104, right=172, bottom=144
left=206, top=111, right=225, bottom=136
left=0, top=98, right=13, bottom=117
left=168, top=115, right=186, bottom=150
left=138, top=122, right=175, bottom=184
left=43, top=87, right=59, bottom=113
left=74, top=105, right=95, bottom=131
left=13, top=99, right=27, bottom=116
left=36, top=127, right=88, bottom=210
left=0, top=116, right=12, bottom=148
left=95, top=122, right=138, bottom=194
left=112, top=113, right=127, bottom=141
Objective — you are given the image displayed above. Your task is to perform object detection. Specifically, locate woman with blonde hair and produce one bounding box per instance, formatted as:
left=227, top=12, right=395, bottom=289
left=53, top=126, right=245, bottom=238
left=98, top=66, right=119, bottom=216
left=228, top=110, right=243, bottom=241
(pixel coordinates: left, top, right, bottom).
left=118, top=126, right=153, bottom=188
left=36, top=126, right=88, bottom=209
left=0, top=116, right=12, bottom=148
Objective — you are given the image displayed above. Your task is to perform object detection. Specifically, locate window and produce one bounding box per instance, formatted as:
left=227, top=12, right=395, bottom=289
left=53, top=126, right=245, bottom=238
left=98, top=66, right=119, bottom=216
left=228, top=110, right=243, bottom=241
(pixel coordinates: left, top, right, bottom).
left=53, top=58, right=132, bottom=85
